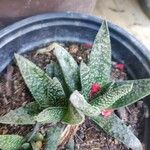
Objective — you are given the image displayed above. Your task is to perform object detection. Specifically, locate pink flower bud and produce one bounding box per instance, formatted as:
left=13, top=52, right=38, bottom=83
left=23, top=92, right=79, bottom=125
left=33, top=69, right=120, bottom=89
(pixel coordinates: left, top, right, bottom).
left=82, top=43, right=92, bottom=49
left=115, top=63, right=125, bottom=71
left=89, top=83, right=102, bottom=98
left=101, top=109, right=113, bottom=117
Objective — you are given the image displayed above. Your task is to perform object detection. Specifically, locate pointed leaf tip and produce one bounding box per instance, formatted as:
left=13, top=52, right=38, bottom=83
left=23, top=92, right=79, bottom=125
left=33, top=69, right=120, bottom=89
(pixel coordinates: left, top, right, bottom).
left=14, top=53, right=20, bottom=60
left=53, top=44, right=80, bottom=92
left=0, top=102, right=42, bottom=125
left=110, top=79, right=150, bottom=109
left=92, top=114, right=142, bottom=150
left=89, top=19, right=111, bottom=86
left=15, top=54, right=66, bottom=107
left=102, top=20, right=108, bottom=29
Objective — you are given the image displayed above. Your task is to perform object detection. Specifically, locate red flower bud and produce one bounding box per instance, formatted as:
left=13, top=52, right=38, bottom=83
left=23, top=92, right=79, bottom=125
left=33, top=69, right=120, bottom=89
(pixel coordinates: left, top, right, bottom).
left=82, top=43, right=92, bottom=49
left=89, top=83, right=102, bottom=98
left=101, top=109, right=113, bottom=117
left=115, top=63, right=125, bottom=71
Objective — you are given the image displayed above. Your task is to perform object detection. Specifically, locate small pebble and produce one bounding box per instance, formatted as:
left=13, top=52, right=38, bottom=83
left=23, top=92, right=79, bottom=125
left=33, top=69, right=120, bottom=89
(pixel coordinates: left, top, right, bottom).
left=69, top=44, right=79, bottom=54
left=114, top=139, right=119, bottom=145
left=78, top=56, right=82, bottom=60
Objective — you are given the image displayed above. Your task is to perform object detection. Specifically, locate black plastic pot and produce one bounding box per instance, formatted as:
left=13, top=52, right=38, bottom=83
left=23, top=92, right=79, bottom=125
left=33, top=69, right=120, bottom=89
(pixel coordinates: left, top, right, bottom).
left=0, top=12, right=150, bottom=149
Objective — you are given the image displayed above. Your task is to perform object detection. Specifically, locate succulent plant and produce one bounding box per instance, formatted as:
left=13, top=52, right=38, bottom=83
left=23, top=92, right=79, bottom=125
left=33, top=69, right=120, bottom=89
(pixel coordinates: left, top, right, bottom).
left=0, top=21, right=150, bottom=150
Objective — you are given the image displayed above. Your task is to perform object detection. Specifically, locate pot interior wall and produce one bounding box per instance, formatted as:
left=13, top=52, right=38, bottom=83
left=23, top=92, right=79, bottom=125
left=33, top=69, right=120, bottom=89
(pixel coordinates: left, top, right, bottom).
left=0, top=13, right=149, bottom=79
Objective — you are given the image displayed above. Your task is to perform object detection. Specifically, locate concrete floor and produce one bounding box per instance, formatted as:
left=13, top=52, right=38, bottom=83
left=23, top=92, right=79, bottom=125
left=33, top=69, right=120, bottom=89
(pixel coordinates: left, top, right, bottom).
left=93, top=0, right=150, bottom=50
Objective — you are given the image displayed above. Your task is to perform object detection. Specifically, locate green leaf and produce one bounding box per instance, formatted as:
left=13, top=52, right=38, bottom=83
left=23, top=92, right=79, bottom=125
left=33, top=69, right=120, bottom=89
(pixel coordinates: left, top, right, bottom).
left=92, top=114, right=142, bottom=150
left=46, top=63, right=54, bottom=78
left=89, top=21, right=111, bottom=85
left=66, top=137, right=75, bottom=150
left=25, top=102, right=43, bottom=115
left=90, top=82, right=133, bottom=109
left=45, top=123, right=65, bottom=150
left=35, top=107, right=67, bottom=123
left=53, top=44, right=80, bottom=92
left=53, top=63, right=65, bottom=84
left=53, top=45, right=83, bottom=125
left=15, top=54, right=66, bottom=108
left=0, top=102, right=41, bottom=125
left=46, top=62, right=68, bottom=95
left=62, top=104, right=85, bottom=125
left=110, top=79, right=150, bottom=109
left=51, top=77, right=67, bottom=104
left=80, top=61, right=90, bottom=101
left=98, top=81, right=115, bottom=96
left=70, top=91, right=100, bottom=117
left=0, top=135, right=25, bottom=150
left=46, top=62, right=64, bottom=83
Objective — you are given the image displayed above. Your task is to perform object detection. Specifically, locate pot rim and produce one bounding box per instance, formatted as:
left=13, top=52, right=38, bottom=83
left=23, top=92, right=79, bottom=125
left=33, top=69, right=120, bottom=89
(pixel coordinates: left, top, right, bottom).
left=0, top=12, right=149, bottom=74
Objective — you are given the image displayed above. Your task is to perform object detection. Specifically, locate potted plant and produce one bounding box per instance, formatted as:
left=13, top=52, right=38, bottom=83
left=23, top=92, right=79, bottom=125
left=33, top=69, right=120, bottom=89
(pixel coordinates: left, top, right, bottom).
left=0, top=13, right=150, bottom=150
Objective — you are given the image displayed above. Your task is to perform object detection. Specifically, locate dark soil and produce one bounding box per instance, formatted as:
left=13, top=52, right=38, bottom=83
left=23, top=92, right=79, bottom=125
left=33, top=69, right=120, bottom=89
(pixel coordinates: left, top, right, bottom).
left=0, top=43, right=144, bottom=150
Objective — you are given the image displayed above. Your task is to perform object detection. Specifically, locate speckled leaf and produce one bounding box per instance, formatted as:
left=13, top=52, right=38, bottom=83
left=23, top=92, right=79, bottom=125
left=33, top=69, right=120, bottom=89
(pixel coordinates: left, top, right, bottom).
left=53, top=44, right=80, bottom=92
left=46, top=62, right=68, bottom=95
left=53, top=63, right=69, bottom=93
left=45, top=123, right=65, bottom=150
left=70, top=91, right=100, bottom=117
left=90, top=82, right=133, bottom=109
left=46, top=62, right=64, bottom=83
left=35, top=107, right=67, bottom=123
left=15, top=54, right=66, bottom=108
left=66, top=137, right=75, bottom=150
left=50, top=77, right=67, bottom=105
left=89, top=21, right=111, bottom=85
left=25, top=101, right=43, bottom=115
left=0, top=102, right=41, bottom=125
left=110, top=79, right=150, bottom=109
left=92, top=114, right=142, bottom=150
left=46, top=63, right=54, bottom=77
left=0, top=135, right=25, bottom=150
left=62, top=104, right=85, bottom=125
left=99, top=81, right=115, bottom=95
left=80, top=61, right=90, bottom=100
